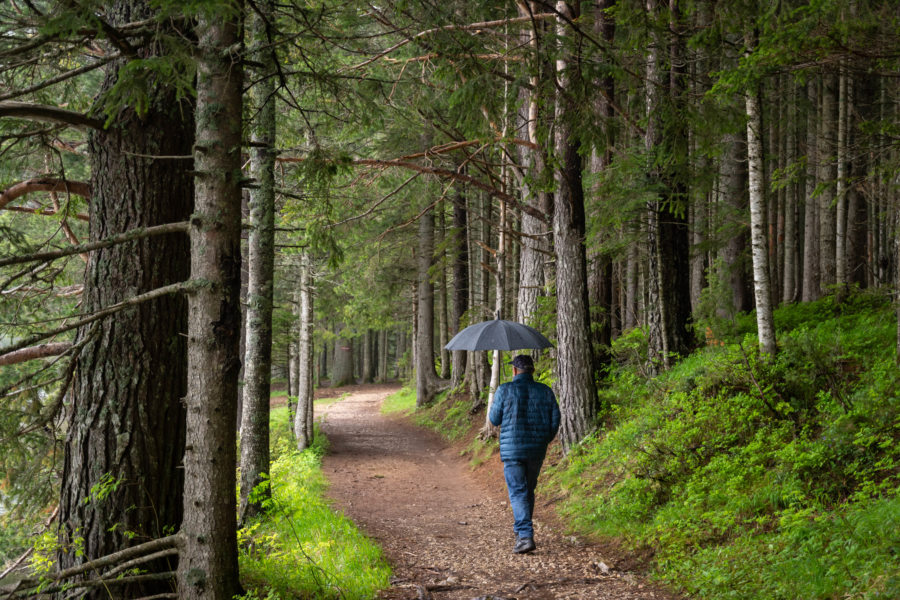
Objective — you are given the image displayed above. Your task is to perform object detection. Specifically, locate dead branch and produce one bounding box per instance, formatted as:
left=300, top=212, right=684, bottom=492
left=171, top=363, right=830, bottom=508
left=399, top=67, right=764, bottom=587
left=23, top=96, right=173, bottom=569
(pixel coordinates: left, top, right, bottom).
left=345, top=12, right=554, bottom=71
left=0, top=102, right=105, bottom=130
left=0, top=178, right=91, bottom=211
left=0, top=280, right=199, bottom=358
left=0, top=342, right=72, bottom=366
left=3, top=206, right=89, bottom=221
left=0, top=221, right=189, bottom=268
left=0, top=55, right=119, bottom=103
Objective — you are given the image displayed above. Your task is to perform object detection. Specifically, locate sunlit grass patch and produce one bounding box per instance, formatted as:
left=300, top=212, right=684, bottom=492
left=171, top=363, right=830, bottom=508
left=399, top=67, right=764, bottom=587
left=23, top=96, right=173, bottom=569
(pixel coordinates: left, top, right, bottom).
left=380, top=386, right=416, bottom=415
left=238, top=407, right=390, bottom=599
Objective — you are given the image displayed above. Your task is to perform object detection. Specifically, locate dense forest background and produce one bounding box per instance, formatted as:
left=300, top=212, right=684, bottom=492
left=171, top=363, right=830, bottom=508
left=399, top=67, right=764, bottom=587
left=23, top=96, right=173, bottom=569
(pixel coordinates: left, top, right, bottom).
left=1, top=0, right=898, bottom=598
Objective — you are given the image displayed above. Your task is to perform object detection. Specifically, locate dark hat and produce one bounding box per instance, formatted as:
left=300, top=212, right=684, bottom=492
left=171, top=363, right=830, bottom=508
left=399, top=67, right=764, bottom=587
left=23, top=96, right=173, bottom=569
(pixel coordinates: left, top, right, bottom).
left=508, top=354, right=535, bottom=371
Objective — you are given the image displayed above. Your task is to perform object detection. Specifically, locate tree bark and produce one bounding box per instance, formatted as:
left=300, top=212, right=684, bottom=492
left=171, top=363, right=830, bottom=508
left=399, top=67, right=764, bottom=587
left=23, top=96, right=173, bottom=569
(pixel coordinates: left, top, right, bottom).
left=416, top=203, right=444, bottom=406
left=746, top=83, right=777, bottom=356
left=239, top=0, right=277, bottom=522
left=644, top=0, right=693, bottom=370
left=554, top=1, right=598, bottom=451
left=295, top=252, right=315, bottom=449
left=802, top=76, right=820, bottom=301
left=178, top=4, right=243, bottom=598
left=450, top=187, right=468, bottom=389
left=331, top=324, right=354, bottom=387
left=57, top=2, right=191, bottom=597
left=818, top=71, right=838, bottom=292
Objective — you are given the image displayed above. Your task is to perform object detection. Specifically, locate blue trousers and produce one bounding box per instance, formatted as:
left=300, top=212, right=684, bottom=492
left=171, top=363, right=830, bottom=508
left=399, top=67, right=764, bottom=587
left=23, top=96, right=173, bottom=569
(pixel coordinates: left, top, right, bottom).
left=503, top=457, right=544, bottom=539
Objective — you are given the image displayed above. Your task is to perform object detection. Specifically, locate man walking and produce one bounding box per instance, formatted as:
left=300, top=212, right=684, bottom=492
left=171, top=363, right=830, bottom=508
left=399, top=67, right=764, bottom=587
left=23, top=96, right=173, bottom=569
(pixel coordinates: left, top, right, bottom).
left=489, top=354, right=560, bottom=554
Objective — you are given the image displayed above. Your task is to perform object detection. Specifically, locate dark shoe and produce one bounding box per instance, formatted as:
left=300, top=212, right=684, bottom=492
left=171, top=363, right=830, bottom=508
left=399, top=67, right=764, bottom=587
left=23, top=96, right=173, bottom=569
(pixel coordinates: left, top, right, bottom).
left=513, top=537, right=536, bottom=554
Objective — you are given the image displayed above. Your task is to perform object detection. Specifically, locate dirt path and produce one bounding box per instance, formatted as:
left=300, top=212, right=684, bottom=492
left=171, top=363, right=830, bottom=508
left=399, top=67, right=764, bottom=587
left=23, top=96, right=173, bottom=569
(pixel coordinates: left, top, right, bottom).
left=320, top=384, right=677, bottom=600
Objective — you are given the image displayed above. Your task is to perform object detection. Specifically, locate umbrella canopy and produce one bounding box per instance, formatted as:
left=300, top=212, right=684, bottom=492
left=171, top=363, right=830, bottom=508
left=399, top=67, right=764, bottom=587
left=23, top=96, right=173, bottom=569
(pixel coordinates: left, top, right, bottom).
left=444, top=318, right=553, bottom=351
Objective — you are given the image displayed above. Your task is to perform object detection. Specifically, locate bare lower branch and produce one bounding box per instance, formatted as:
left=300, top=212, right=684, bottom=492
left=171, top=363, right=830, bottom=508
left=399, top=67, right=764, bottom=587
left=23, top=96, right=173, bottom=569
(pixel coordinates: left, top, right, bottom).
left=3, top=205, right=89, bottom=221
left=0, top=280, right=199, bottom=357
left=0, top=342, right=72, bottom=366
left=53, top=534, right=183, bottom=583
left=345, top=12, right=554, bottom=71
left=0, top=177, right=91, bottom=211
left=0, top=101, right=105, bottom=130
left=0, top=221, right=189, bottom=268
left=0, top=55, right=119, bottom=103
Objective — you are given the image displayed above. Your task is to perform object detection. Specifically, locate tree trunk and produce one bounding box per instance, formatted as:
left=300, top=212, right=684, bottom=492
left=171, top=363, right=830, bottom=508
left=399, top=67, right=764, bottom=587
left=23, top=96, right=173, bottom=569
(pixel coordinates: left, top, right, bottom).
left=450, top=187, right=468, bottom=389
left=720, top=132, right=751, bottom=314
left=57, top=2, right=191, bottom=597
left=818, top=71, right=838, bottom=292
left=239, top=0, right=276, bottom=522
left=554, top=1, right=598, bottom=451
left=295, top=252, right=315, bottom=449
left=416, top=203, right=442, bottom=406
left=783, top=81, right=799, bottom=303
left=835, top=60, right=851, bottom=289
left=179, top=4, right=243, bottom=598
left=332, top=324, right=353, bottom=387
left=645, top=0, right=693, bottom=370
left=746, top=83, right=777, bottom=356
left=802, top=76, right=820, bottom=301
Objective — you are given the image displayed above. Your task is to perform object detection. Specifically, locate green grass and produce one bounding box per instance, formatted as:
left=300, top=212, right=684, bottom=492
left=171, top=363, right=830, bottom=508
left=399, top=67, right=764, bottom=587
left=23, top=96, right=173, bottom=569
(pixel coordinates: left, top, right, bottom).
left=238, top=407, right=391, bottom=599
left=380, top=386, right=416, bottom=415
left=545, top=290, right=900, bottom=599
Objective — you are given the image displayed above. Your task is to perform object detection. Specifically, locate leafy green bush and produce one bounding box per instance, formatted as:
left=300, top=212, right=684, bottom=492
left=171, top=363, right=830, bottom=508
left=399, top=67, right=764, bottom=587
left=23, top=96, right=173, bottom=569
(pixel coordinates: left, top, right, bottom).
left=549, top=291, right=900, bottom=599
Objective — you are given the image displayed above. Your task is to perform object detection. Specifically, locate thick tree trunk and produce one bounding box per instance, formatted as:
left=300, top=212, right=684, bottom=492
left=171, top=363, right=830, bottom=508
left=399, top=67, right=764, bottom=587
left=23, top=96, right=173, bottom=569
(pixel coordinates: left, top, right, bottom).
left=645, top=0, right=693, bottom=370
left=554, top=1, right=598, bottom=451
left=179, top=5, right=243, bottom=598
left=331, top=325, right=354, bottom=387
left=295, top=252, right=315, bottom=449
left=746, top=85, right=777, bottom=356
left=58, top=2, right=191, bottom=597
left=239, top=0, right=276, bottom=522
left=720, top=133, right=751, bottom=314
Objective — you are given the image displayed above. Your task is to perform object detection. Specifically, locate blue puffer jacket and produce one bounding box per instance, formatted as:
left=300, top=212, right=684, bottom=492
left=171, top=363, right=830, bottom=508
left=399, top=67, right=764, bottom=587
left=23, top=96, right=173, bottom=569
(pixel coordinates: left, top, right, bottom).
left=489, top=372, right=560, bottom=461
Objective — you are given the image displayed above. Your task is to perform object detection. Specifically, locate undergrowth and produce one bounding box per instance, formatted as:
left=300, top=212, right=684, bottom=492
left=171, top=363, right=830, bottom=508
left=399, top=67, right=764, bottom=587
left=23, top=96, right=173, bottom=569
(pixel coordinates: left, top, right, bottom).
left=546, top=290, right=900, bottom=599
left=237, top=407, right=390, bottom=599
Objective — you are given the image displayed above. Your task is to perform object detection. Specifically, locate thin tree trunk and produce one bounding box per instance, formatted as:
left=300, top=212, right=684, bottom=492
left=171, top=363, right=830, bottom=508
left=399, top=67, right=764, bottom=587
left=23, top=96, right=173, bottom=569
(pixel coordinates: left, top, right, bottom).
left=240, top=0, right=277, bottom=521
left=416, top=203, right=442, bottom=406
left=818, top=71, right=838, bottom=292
left=783, top=81, right=799, bottom=303
left=332, top=324, right=353, bottom=387
left=802, top=76, right=820, bottom=301
left=746, top=82, right=777, bottom=356
left=450, top=186, right=468, bottom=389
left=179, top=4, right=243, bottom=597
left=835, top=59, right=851, bottom=288
left=295, top=252, right=315, bottom=449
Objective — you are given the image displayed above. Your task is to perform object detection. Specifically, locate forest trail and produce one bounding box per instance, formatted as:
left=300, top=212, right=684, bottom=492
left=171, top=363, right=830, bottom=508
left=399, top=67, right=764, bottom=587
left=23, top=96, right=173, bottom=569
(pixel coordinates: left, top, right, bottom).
left=319, top=384, right=676, bottom=600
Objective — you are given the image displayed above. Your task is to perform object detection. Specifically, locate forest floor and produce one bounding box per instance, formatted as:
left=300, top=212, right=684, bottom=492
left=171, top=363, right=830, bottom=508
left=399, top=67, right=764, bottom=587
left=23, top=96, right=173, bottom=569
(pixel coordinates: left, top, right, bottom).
left=315, top=383, right=678, bottom=600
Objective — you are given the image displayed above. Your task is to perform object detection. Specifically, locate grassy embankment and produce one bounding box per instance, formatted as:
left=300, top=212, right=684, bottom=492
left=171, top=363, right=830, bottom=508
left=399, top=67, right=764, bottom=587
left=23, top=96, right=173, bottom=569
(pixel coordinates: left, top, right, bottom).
left=385, top=290, right=900, bottom=600
left=238, top=405, right=390, bottom=599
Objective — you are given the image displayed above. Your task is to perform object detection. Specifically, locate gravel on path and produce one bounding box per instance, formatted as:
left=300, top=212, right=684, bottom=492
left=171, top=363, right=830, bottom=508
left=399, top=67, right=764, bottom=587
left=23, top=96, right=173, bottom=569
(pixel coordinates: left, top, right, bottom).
left=319, top=384, right=679, bottom=600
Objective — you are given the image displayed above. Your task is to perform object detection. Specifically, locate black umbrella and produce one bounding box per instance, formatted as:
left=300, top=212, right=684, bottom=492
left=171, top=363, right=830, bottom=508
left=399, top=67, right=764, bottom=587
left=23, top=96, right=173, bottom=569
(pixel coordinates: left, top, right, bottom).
left=444, top=318, right=553, bottom=351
